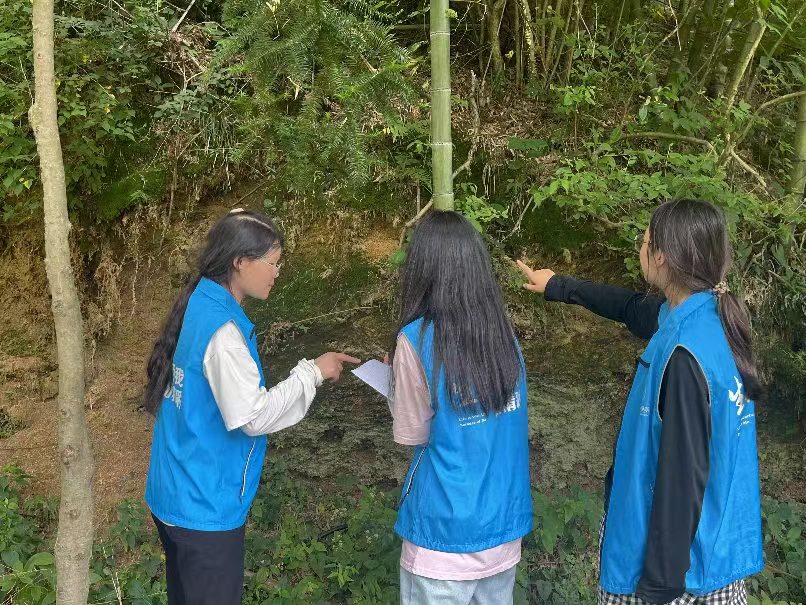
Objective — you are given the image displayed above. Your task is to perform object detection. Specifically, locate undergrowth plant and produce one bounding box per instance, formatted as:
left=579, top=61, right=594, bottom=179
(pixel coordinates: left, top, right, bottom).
left=0, top=465, right=803, bottom=604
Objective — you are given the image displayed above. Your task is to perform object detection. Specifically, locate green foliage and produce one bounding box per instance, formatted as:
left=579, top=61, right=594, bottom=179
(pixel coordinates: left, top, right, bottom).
left=455, top=183, right=509, bottom=232
left=748, top=498, right=806, bottom=605
left=218, top=0, right=420, bottom=196
left=0, top=0, right=175, bottom=220
left=243, top=463, right=401, bottom=603
left=519, top=487, right=602, bottom=604
left=0, top=466, right=804, bottom=604
left=762, top=343, right=806, bottom=421
left=525, top=128, right=805, bottom=329
left=0, top=465, right=55, bottom=605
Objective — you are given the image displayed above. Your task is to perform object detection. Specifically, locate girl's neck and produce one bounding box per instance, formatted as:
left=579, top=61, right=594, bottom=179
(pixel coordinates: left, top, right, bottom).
left=663, top=283, right=692, bottom=308
left=226, top=282, right=245, bottom=305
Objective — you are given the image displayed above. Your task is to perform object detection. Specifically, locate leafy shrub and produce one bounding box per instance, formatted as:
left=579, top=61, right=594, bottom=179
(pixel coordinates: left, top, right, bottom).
left=0, top=458, right=804, bottom=603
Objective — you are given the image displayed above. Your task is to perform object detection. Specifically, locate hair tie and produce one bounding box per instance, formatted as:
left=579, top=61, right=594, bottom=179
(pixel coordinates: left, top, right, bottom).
left=713, top=281, right=730, bottom=297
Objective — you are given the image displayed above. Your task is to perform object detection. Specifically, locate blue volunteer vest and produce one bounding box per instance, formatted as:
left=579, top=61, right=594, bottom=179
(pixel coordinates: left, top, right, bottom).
left=394, top=318, right=533, bottom=553
left=600, top=291, right=763, bottom=595
left=145, top=278, right=268, bottom=531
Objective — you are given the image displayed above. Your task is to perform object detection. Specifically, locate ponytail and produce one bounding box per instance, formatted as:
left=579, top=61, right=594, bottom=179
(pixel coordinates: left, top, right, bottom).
left=717, top=291, right=764, bottom=401
left=649, top=199, right=764, bottom=403
left=143, top=275, right=201, bottom=415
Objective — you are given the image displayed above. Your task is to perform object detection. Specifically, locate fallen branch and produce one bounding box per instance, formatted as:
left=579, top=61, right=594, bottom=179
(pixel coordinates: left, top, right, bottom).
left=171, top=0, right=197, bottom=33
left=732, top=90, right=806, bottom=150
left=233, top=181, right=267, bottom=207
left=257, top=305, right=374, bottom=337
left=729, top=149, right=770, bottom=194
left=622, top=131, right=717, bottom=155
left=399, top=199, right=433, bottom=247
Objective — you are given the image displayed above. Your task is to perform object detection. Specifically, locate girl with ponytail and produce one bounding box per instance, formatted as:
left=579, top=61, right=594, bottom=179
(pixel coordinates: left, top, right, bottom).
left=518, top=199, right=763, bottom=605
left=143, top=209, right=359, bottom=605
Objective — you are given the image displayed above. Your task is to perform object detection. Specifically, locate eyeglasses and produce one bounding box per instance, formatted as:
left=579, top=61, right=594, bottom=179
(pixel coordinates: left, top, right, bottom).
left=634, top=233, right=651, bottom=252
left=256, top=257, right=283, bottom=273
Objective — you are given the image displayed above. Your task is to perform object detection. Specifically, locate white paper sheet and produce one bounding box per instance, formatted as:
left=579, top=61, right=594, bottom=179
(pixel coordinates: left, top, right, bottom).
left=351, top=359, right=391, bottom=398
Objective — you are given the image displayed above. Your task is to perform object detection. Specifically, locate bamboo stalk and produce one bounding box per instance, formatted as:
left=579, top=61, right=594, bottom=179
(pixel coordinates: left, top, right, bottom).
left=517, top=0, right=538, bottom=80
left=790, top=91, right=806, bottom=199
left=545, top=0, right=566, bottom=77
left=431, top=0, right=454, bottom=210
left=724, top=8, right=766, bottom=111
left=547, top=0, right=575, bottom=86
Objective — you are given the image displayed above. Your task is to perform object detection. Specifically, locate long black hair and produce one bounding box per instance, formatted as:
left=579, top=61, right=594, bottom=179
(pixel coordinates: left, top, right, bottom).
left=143, top=210, right=284, bottom=415
left=649, top=199, right=763, bottom=400
left=391, top=210, right=522, bottom=414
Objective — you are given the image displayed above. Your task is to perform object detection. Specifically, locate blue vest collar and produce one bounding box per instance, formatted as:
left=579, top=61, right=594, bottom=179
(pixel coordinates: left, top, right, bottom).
left=196, top=277, right=255, bottom=334
left=658, top=290, right=715, bottom=332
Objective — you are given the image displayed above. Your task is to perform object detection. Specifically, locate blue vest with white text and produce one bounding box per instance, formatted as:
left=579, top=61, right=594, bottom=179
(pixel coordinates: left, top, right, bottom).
left=394, top=318, right=533, bottom=553
left=600, top=291, right=763, bottom=595
left=145, top=278, right=268, bottom=531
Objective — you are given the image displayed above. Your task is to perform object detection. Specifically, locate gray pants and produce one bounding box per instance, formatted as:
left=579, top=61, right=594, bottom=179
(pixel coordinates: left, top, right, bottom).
left=399, top=566, right=516, bottom=605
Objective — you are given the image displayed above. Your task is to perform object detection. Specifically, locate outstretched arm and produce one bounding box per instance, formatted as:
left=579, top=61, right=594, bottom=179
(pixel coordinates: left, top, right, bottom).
left=203, top=321, right=358, bottom=436
left=517, top=261, right=664, bottom=340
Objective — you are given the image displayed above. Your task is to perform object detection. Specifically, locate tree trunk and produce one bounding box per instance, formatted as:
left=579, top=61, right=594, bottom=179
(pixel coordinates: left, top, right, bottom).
left=628, top=0, right=643, bottom=22
left=724, top=10, right=766, bottom=111
left=563, top=0, right=582, bottom=85
left=29, top=1, right=95, bottom=604
left=514, top=2, right=523, bottom=88
left=745, top=1, right=806, bottom=102
left=431, top=0, right=454, bottom=210
left=791, top=91, right=806, bottom=199
left=485, top=0, right=507, bottom=82
left=547, top=0, right=574, bottom=85
left=516, top=0, right=538, bottom=81
left=687, top=0, right=714, bottom=74
left=545, top=0, right=565, bottom=77
left=671, top=0, right=692, bottom=76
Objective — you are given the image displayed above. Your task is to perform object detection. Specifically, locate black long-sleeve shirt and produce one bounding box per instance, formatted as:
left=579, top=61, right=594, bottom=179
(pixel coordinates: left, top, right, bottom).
left=545, top=275, right=711, bottom=605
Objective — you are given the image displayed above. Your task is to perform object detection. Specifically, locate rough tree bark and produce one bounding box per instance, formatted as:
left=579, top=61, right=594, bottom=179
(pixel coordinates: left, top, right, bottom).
left=29, top=1, right=95, bottom=603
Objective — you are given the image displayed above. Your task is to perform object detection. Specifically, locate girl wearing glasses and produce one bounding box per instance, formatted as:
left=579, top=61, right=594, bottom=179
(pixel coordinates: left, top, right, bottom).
left=143, top=208, right=359, bottom=605
left=518, top=199, right=763, bottom=605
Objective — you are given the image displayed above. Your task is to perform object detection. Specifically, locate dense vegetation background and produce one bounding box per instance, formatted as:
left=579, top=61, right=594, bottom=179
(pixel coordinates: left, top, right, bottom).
left=0, top=0, right=803, bottom=603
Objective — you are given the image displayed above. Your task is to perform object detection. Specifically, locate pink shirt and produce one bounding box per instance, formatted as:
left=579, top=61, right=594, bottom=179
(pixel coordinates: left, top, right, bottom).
left=390, top=334, right=522, bottom=581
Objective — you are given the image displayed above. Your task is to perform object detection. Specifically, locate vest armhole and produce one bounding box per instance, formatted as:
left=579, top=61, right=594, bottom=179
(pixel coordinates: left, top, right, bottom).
left=674, top=344, right=712, bottom=409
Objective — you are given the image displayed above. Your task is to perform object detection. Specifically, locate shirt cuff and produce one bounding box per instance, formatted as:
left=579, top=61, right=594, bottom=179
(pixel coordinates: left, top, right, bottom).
left=543, top=274, right=568, bottom=302
left=303, top=359, right=324, bottom=387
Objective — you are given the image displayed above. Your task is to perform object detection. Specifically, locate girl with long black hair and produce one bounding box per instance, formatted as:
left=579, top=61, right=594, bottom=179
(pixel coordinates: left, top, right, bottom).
left=387, top=210, right=532, bottom=605
left=518, top=198, right=764, bottom=605
left=143, top=209, right=359, bottom=605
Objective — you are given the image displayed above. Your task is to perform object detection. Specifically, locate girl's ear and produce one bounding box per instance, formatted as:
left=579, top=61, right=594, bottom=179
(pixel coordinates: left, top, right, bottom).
left=232, top=256, right=243, bottom=272
left=654, top=249, right=666, bottom=268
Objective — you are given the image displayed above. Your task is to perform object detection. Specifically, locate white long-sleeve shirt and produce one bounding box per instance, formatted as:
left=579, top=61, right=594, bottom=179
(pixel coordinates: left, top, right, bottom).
left=202, top=321, right=323, bottom=436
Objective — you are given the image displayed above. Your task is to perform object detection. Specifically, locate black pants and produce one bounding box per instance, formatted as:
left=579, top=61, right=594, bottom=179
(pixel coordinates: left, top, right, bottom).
left=152, top=514, right=246, bottom=605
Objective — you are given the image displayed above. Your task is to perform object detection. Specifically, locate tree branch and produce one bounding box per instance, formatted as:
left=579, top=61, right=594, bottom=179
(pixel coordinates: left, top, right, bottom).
left=729, top=149, right=771, bottom=194
left=452, top=72, right=481, bottom=180
left=734, top=90, right=806, bottom=148
left=622, top=131, right=717, bottom=155
left=171, top=0, right=197, bottom=33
